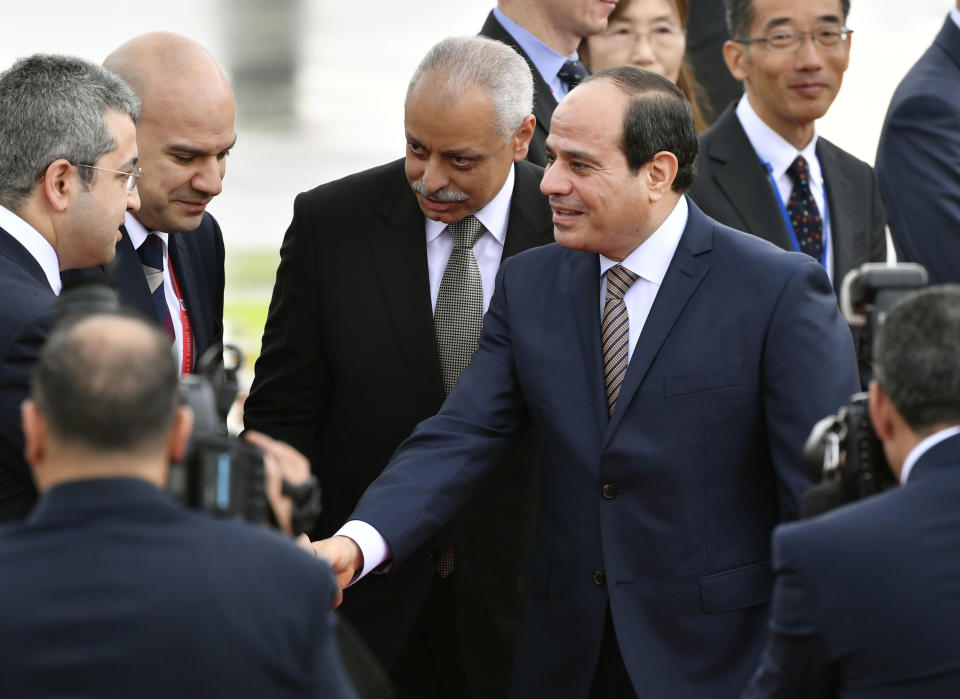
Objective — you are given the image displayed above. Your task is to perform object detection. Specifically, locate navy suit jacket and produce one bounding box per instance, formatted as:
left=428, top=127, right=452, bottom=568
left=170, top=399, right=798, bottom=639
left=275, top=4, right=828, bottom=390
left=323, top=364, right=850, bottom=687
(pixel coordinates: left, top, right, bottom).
left=479, top=10, right=557, bottom=167
left=0, top=478, right=357, bottom=698
left=351, top=200, right=860, bottom=698
left=0, top=227, right=54, bottom=522
left=689, top=104, right=887, bottom=298
left=744, top=433, right=960, bottom=698
left=876, top=16, right=960, bottom=285
left=244, top=158, right=553, bottom=697
left=62, top=212, right=225, bottom=370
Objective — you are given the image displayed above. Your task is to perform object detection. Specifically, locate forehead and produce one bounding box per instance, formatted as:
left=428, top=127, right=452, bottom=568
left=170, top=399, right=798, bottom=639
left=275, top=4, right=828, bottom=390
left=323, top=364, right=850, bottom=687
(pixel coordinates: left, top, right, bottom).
left=617, top=0, right=681, bottom=23
left=140, top=85, right=236, bottom=150
left=749, top=0, right=845, bottom=29
left=404, top=81, right=499, bottom=147
left=547, top=80, right=626, bottom=154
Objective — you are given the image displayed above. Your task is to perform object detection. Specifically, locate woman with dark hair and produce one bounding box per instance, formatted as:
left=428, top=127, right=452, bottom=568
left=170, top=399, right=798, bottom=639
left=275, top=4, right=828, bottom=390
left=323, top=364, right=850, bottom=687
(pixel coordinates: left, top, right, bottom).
left=581, top=0, right=709, bottom=131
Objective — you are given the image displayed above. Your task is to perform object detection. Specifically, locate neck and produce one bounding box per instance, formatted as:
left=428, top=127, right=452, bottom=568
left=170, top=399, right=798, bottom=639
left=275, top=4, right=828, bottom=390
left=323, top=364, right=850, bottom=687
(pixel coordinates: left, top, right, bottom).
left=746, top=92, right=815, bottom=150
left=499, top=1, right=581, bottom=55
left=33, top=446, right=168, bottom=493
left=14, top=197, right=58, bottom=258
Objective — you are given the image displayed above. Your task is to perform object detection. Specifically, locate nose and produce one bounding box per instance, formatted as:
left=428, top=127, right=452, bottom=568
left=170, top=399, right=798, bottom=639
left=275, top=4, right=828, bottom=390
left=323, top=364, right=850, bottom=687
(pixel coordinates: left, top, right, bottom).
left=794, top=33, right=825, bottom=70
left=540, top=159, right=571, bottom=196
left=126, top=185, right=141, bottom=213
left=192, top=157, right=224, bottom=197
left=422, top=155, right=450, bottom=194
left=630, top=32, right=657, bottom=68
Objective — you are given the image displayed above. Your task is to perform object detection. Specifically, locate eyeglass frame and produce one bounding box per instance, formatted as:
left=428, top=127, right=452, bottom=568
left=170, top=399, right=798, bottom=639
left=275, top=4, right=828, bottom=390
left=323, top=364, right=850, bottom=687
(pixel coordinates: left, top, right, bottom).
left=76, top=164, right=142, bottom=192
left=598, top=23, right=686, bottom=50
left=733, top=26, right=854, bottom=52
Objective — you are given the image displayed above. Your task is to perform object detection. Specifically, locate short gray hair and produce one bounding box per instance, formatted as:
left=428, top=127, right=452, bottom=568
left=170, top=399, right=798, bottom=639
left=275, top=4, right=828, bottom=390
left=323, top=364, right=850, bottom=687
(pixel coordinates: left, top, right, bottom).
left=406, top=36, right=533, bottom=141
left=0, top=54, right=141, bottom=212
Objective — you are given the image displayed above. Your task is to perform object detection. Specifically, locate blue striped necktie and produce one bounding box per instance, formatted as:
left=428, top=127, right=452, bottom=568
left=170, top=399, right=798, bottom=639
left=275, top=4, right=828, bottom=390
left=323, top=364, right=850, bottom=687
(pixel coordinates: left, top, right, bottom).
left=602, top=265, right=639, bottom=416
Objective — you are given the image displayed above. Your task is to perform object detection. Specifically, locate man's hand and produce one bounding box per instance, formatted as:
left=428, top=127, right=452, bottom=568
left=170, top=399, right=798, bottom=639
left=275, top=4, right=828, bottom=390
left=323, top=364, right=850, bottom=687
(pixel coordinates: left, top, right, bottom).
left=295, top=534, right=364, bottom=608
left=243, top=430, right=310, bottom=535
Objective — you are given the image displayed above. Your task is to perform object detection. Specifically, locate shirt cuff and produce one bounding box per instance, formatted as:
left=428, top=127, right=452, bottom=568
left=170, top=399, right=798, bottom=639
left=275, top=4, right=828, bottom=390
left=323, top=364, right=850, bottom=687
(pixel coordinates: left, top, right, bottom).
left=334, top=520, right=391, bottom=586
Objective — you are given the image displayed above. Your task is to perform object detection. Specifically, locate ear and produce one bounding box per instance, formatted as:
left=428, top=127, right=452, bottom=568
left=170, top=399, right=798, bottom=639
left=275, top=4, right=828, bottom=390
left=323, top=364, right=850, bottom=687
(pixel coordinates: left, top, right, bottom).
left=40, top=159, right=77, bottom=214
left=722, top=39, right=749, bottom=82
left=20, top=399, right=47, bottom=467
left=869, top=380, right=896, bottom=443
left=645, top=151, right=679, bottom=201
left=167, top=406, right=194, bottom=463
left=511, top=114, right=537, bottom=162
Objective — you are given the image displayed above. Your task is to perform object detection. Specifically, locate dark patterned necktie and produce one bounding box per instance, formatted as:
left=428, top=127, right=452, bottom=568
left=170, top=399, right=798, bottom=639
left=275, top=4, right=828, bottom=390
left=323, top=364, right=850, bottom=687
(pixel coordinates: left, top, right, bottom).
left=786, top=155, right=824, bottom=261
left=558, top=60, right=589, bottom=91
left=602, top=265, right=639, bottom=416
left=136, top=233, right=175, bottom=340
left=435, top=214, right=485, bottom=396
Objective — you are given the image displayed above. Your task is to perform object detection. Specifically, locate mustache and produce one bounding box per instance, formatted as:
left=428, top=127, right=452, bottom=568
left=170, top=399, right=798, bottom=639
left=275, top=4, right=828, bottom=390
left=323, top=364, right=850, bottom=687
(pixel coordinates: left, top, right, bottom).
left=410, top=179, right=468, bottom=203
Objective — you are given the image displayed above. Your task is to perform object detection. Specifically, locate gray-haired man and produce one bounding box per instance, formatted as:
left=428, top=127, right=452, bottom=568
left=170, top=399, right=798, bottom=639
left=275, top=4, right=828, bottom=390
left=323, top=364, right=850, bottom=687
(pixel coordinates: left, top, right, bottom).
left=0, top=54, right=141, bottom=522
left=244, top=36, right=553, bottom=698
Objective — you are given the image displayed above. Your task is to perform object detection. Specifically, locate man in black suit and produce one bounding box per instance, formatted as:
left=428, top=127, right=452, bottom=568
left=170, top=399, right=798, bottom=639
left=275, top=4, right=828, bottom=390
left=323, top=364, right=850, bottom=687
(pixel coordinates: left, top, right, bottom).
left=876, top=5, right=960, bottom=285
left=480, top=0, right=618, bottom=166
left=744, top=285, right=960, bottom=698
left=689, top=0, right=885, bottom=302
left=0, top=311, right=357, bottom=698
left=0, top=55, right=141, bottom=522
left=66, top=32, right=234, bottom=374
left=244, top=36, right=553, bottom=699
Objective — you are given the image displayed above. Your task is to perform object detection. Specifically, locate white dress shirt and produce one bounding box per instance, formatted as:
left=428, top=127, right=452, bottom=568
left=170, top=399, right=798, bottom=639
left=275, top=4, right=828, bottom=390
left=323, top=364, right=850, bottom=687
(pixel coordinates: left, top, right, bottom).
left=899, top=425, right=960, bottom=484
left=735, top=95, right=834, bottom=281
left=339, top=194, right=691, bottom=583
left=124, top=212, right=186, bottom=374
left=0, top=204, right=61, bottom=295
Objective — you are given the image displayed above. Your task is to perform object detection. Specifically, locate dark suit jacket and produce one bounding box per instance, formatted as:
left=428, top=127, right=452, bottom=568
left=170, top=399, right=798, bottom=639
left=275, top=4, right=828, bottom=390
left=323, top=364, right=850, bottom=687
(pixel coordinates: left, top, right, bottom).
left=743, top=433, right=960, bottom=698
left=62, top=212, right=225, bottom=370
left=351, top=200, right=861, bottom=698
left=243, top=158, right=553, bottom=696
left=689, top=104, right=887, bottom=297
left=480, top=10, right=557, bottom=167
left=0, top=477, right=356, bottom=698
left=876, top=16, right=960, bottom=285
left=0, top=227, right=54, bottom=522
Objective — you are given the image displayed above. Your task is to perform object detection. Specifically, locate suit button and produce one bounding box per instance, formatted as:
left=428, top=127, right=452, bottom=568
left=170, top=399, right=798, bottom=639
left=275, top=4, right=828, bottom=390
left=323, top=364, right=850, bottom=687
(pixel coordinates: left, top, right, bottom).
left=601, top=484, right=617, bottom=499
left=593, top=570, right=606, bottom=586
left=427, top=546, right=440, bottom=561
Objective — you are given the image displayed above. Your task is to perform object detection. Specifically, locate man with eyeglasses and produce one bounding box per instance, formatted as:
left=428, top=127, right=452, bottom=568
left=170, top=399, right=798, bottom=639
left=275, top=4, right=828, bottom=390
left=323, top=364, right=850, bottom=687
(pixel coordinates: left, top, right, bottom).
left=0, top=54, right=141, bottom=522
left=480, top=0, right=620, bottom=166
left=688, top=0, right=886, bottom=317
left=65, top=32, right=234, bottom=377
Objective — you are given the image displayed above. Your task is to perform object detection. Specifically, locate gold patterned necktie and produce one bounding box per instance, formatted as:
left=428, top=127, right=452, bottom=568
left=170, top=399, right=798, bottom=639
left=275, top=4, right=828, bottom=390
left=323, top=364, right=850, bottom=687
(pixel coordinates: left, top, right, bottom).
left=602, top=265, right=639, bottom=416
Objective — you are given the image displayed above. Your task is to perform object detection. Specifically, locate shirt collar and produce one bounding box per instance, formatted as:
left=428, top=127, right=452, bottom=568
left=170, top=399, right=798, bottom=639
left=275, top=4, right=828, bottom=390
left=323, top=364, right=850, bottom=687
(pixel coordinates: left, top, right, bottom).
left=0, top=203, right=62, bottom=295
left=425, top=162, right=515, bottom=246
left=735, top=94, right=823, bottom=189
left=599, top=196, right=688, bottom=284
left=493, top=7, right=576, bottom=85
left=124, top=212, right=169, bottom=250
left=900, top=425, right=960, bottom=484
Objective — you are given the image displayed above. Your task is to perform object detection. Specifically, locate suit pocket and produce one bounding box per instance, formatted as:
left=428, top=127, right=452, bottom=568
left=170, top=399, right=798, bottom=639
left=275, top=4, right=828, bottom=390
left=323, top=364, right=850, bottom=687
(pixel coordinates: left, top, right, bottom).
left=664, top=365, right=742, bottom=398
left=525, top=549, right=551, bottom=599
left=699, top=560, right=772, bottom=614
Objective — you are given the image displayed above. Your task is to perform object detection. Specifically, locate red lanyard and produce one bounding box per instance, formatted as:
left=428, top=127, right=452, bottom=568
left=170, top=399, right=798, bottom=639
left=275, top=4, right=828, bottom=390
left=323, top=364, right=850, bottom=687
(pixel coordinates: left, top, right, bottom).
left=167, top=258, right=194, bottom=375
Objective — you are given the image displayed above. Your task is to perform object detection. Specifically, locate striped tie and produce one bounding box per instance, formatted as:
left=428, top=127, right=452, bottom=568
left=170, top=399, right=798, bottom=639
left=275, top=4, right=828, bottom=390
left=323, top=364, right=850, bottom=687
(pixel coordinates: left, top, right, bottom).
left=602, top=265, right=639, bottom=416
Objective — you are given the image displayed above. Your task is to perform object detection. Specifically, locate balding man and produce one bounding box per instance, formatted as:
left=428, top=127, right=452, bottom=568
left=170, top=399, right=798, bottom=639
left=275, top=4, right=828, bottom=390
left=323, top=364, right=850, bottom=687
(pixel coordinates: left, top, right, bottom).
left=66, top=32, right=235, bottom=375
left=245, top=36, right=552, bottom=699
left=0, top=54, right=140, bottom=522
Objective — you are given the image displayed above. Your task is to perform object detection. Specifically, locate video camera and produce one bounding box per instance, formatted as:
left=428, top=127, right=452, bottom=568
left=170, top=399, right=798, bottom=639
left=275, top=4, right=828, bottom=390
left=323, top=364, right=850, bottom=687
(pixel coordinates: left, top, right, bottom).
left=55, top=282, right=321, bottom=534
left=801, top=263, right=927, bottom=518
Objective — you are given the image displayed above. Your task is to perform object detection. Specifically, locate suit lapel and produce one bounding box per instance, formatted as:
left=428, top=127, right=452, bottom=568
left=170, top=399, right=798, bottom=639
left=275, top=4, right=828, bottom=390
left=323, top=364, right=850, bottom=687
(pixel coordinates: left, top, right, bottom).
left=706, top=107, right=792, bottom=250
left=502, top=161, right=554, bottom=260
left=567, top=252, right=609, bottom=437
left=168, top=232, right=210, bottom=366
left=0, top=227, right=51, bottom=290
left=109, top=226, right=155, bottom=320
left=371, top=162, right=446, bottom=411
left=604, top=201, right=712, bottom=446
left=817, top=139, right=859, bottom=295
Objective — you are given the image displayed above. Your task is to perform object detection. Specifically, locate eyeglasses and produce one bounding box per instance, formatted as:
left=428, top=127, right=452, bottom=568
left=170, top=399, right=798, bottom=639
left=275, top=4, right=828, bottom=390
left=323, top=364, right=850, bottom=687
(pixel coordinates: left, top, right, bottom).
left=76, top=164, right=142, bottom=192
left=599, top=23, right=685, bottom=51
left=735, top=26, right=853, bottom=52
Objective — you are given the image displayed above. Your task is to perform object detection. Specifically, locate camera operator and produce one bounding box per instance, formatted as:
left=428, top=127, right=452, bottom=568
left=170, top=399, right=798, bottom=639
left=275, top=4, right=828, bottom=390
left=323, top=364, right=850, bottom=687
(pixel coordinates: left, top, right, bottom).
left=744, top=285, right=960, bottom=698
left=0, top=311, right=357, bottom=698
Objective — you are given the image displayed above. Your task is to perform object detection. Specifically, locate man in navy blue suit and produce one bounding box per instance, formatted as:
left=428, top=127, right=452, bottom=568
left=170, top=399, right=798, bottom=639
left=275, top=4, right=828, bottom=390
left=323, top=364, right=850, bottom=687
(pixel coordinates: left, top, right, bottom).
left=0, top=54, right=141, bottom=522
left=65, top=32, right=234, bottom=374
left=309, top=66, right=860, bottom=697
left=744, top=285, right=960, bottom=698
left=876, top=5, right=960, bottom=285
left=0, top=311, right=357, bottom=698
